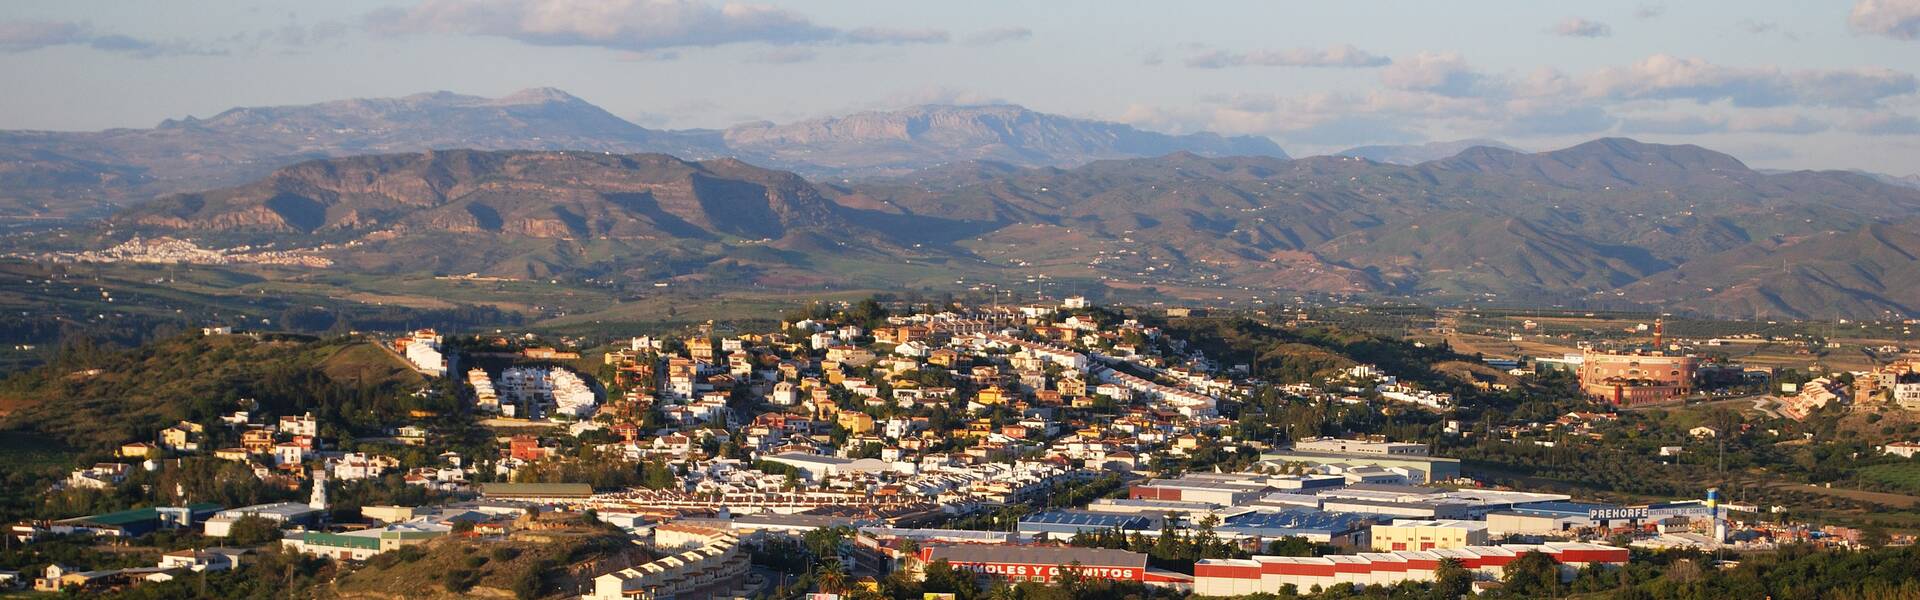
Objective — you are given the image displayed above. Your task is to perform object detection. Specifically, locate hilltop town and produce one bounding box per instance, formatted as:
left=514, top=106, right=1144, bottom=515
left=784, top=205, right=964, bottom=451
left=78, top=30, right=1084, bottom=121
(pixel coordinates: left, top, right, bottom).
left=5, top=297, right=1918, bottom=599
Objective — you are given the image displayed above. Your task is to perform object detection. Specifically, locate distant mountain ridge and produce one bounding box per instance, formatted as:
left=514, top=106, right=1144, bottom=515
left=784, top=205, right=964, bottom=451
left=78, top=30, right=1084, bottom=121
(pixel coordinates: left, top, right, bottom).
left=0, top=89, right=1286, bottom=217
left=108, top=149, right=923, bottom=282
left=1335, top=139, right=1523, bottom=165
left=724, top=104, right=1286, bottom=175
left=831, top=137, right=1920, bottom=318
left=27, top=90, right=1920, bottom=319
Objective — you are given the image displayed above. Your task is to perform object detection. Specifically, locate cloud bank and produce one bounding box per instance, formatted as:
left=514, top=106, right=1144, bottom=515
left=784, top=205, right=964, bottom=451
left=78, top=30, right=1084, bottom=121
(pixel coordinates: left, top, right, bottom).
left=1549, top=17, right=1613, bottom=38
left=0, top=19, right=222, bottom=57
left=1850, top=0, right=1920, bottom=40
left=364, top=0, right=947, bottom=51
left=1184, top=44, right=1390, bottom=69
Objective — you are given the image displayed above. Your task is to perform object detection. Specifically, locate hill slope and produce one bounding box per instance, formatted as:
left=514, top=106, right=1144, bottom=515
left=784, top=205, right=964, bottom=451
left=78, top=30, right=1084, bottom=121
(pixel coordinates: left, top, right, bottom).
left=109, top=150, right=936, bottom=282
left=835, top=138, right=1920, bottom=315
left=69, top=137, right=1920, bottom=319
left=0, top=333, right=429, bottom=451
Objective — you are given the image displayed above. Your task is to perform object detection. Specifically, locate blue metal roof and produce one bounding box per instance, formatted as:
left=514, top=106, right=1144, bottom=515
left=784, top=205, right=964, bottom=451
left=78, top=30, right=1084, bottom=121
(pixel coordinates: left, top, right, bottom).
left=1508, top=501, right=1613, bottom=516
left=1220, top=509, right=1374, bottom=533
left=1019, top=511, right=1150, bottom=529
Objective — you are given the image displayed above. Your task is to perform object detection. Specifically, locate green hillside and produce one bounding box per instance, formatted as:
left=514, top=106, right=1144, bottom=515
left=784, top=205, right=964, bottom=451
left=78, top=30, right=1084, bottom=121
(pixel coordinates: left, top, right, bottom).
left=0, top=332, right=438, bottom=452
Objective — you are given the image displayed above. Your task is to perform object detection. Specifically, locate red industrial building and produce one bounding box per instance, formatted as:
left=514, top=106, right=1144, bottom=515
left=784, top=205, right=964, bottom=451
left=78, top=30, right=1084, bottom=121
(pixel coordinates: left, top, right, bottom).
left=1193, top=542, right=1629, bottom=596
left=918, top=545, right=1191, bottom=588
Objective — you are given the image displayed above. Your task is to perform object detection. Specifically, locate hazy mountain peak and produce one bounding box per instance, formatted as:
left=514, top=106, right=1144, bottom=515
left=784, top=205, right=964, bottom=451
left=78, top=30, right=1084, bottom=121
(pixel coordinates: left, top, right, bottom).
left=1554, top=137, right=1750, bottom=171
left=491, top=87, right=589, bottom=106
left=1335, top=138, right=1523, bottom=165
left=722, top=103, right=1286, bottom=175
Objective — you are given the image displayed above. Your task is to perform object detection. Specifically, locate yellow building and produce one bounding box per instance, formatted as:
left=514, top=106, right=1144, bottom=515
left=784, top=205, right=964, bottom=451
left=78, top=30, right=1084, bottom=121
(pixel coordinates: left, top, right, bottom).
left=162, top=426, right=193, bottom=450
left=1369, top=519, right=1489, bottom=552
left=688, top=337, right=715, bottom=362
left=836, top=412, right=875, bottom=435
left=976, top=386, right=1008, bottom=405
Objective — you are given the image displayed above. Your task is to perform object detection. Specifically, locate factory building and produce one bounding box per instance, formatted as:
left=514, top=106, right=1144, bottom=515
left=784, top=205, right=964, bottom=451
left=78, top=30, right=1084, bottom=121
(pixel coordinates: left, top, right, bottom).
left=1017, top=511, right=1153, bottom=540
left=1128, top=477, right=1270, bottom=505
left=1193, top=543, right=1629, bottom=596
left=921, top=545, right=1153, bottom=584
left=1369, top=520, right=1490, bottom=551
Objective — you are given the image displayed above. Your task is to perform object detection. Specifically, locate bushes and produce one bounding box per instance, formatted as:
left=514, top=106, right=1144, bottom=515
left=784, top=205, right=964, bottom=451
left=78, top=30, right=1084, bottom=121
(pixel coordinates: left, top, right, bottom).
left=224, top=515, right=285, bottom=546
left=443, top=568, right=480, bottom=593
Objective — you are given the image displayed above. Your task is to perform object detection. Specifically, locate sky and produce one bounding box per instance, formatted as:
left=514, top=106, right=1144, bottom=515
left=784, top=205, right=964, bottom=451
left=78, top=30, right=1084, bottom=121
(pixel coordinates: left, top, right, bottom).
left=2, top=0, right=1919, bottom=174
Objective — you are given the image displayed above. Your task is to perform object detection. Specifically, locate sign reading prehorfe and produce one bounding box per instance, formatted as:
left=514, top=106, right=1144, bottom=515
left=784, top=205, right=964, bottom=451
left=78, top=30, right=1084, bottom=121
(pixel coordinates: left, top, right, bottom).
left=1588, top=507, right=1649, bottom=520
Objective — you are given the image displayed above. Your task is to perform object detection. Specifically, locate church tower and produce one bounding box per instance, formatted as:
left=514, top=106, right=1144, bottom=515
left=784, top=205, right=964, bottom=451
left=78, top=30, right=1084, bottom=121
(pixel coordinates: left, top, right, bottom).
left=309, top=467, right=329, bottom=512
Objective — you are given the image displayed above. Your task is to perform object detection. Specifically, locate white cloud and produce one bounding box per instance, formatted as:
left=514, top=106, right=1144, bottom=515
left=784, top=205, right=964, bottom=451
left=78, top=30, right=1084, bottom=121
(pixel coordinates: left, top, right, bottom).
left=843, top=27, right=948, bottom=45
left=963, top=27, right=1031, bottom=46
left=1732, top=112, right=1829, bottom=134
left=883, top=86, right=1007, bottom=108
left=1634, top=4, right=1666, bottom=20
left=364, top=0, right=945, bottom=52
left=1183, top=44, right=1390, bottom=69
left=1622, top=111, right=1830, bottom=135
left=0, top=20, right=90, bottom=52
left=1380, top=52, right=1487, bottom=97
left=1846, top=112, right=1920, bottom=134
left=1621, top=114, right=1724, bottom=135
left=1126, top=52, right=1901, bottom=146
left=1583, top=55, right=1916, bottom=107
left=1850, top=0, right=1920, bottom=40
left=1549, top=17, right=1613, bottom=38
left=0, top=19, right=223, bottom=57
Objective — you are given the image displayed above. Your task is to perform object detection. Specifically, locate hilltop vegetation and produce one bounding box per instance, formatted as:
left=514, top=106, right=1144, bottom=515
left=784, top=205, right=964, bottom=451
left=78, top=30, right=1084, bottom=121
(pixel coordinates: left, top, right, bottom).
left=332, top=527, right=642, bottom=599
left=0, top=332, right=435, bottom=452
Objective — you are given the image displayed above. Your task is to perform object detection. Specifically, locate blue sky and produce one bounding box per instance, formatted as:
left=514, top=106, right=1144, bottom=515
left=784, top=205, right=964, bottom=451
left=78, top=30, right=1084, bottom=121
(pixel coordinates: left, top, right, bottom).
left=2, top=0, right=1918, bottom=174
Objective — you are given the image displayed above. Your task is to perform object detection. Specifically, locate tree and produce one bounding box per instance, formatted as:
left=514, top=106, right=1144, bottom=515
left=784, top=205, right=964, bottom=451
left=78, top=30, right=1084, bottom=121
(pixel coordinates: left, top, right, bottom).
left=816, top=558, right=849, bottom=594
left=1502, top=550, right=1561, bottom=598
left=224, top=515, right=284, bottom=546
left=1432, top=557, right=1471, bottom=599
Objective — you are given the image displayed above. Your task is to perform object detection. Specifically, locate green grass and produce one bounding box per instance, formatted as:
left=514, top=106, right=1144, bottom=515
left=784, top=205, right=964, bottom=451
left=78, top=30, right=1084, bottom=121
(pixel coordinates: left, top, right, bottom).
left=1859, top=462, right=1920, bottom=495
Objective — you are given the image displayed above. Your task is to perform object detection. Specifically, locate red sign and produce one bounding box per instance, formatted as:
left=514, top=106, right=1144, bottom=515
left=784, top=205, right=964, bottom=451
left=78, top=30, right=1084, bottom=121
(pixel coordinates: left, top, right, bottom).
left=950, top=562, right=1141, bottom=581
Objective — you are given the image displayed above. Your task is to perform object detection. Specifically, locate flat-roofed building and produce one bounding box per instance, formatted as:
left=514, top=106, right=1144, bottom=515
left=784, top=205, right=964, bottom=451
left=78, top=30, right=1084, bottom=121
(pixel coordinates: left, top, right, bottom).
left=477, top=482, right=594, bottom=500
left=1018, top=511, right=1154, bottom=540
left=1484, top=501, right=1609, bottom=537
left=1193, top=543, right=1629, bottom=596
left=203, top=502, right=322, bottom=537
left=1259, top=451, right=1460, bottom=484
left=1293, top=437, right=1430, bottom=456
left=921, top=545, right=1149, bottom=584
left=1215, top=509, right=1376, bottom=547
left=1128, top=476, right=1270, bottom=505
left=1370, top=519, right=1489, bottom=551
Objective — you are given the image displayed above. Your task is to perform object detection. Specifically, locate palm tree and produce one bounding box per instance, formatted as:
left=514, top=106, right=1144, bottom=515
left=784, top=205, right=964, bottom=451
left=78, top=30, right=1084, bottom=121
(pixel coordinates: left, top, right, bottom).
left=816, top=559, right=850, bottom=594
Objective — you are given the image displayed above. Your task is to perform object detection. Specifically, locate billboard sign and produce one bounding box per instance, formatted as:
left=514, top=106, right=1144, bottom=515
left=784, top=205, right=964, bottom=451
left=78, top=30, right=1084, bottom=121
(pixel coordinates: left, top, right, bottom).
left=1587, top=507, right=1648, bottom=520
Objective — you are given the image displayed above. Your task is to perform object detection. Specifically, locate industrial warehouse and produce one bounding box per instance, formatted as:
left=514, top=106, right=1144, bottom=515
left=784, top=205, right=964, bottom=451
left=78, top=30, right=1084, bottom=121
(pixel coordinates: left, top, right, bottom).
left=1192, top=542, right=1632, bottom=595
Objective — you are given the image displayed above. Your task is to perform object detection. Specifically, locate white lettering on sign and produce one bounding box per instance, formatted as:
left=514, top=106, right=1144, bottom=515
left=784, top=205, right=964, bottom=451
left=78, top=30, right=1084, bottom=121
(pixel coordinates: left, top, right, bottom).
left=952, top=563, right=1138, bottom=580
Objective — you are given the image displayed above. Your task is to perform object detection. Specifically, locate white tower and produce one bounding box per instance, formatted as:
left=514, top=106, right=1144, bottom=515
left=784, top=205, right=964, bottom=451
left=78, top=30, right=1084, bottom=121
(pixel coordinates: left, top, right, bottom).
left=309, top=467, right=329, bottom=512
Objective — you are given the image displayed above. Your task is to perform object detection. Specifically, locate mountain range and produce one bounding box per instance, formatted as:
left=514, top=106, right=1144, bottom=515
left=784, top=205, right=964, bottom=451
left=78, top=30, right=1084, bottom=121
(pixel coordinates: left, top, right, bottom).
left=102, top=135, right=1920, bottom=319
left=0, top=88, right=1283, bottom=218
left=1335, top=139, right=1524, bottom=165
